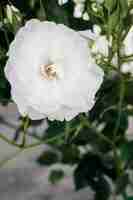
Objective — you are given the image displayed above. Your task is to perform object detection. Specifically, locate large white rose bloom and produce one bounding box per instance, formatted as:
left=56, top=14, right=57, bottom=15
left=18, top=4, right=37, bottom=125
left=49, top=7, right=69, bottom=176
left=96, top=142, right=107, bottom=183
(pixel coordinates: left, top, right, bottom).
left=5, top=19, right=104, bottom=121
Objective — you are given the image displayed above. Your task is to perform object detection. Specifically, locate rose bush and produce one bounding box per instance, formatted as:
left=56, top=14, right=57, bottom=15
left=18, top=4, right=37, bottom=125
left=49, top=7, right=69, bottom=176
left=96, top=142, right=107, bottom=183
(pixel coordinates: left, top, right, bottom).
left=1, top=0, right=133, bottom=200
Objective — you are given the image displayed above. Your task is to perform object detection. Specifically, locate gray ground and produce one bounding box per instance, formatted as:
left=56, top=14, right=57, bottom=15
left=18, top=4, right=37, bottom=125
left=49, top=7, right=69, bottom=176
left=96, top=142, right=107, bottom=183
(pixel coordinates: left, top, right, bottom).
left=0, top=167, right=94, bottom=200
left=0, top=103, right=94, bottom=200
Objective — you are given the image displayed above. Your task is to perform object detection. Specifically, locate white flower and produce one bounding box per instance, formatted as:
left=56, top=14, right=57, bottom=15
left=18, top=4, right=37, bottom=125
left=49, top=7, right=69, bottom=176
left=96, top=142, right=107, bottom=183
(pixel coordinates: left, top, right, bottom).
left=73, top=3, right=85, bottom=18
left=73, top=0, right=86, bottom=3
left=58, top=0, right=69, bottom=5
left=5, top=19, right=104, bottom=121
left=72, top=0, right=86, bottom=18
left=6, top=5, right=13, bottom=24
left=124, top=26, right=133, bottom=56
left=121, top=26, right=133, bottom=74
left=79, top=25, right=109, bottom=57
left=121, top=62, right=133, bottom=74
left=91, top=3, right=98, bottom=13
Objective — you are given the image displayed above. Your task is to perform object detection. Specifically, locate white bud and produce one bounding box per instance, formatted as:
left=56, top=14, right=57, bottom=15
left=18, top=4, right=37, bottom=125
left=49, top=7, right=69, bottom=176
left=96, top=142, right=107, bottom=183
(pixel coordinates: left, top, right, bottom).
left=74, top=3, right=84, bottom=18
left=10, top=5, right=19, bottom=13
left=91, top=3, right=98, bottom=12
left=73, top=0, right=86, bottom=4
left=82, top=12, right=90, bottom=21
left=58, top=0, right=69, bottom=5
left=6, top=5, right=13, bottom=24
left=93, top=24, right=101, bottom=35
left=130, top=9, right=133, bottom=15
left=128, top=0, right=133, bottom=6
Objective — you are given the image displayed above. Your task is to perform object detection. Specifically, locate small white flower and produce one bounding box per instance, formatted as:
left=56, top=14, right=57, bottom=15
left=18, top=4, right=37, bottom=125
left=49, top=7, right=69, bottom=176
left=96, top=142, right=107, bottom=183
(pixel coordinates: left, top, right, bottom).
left=91, top=3, right=98, bottom=13
left=6, top=5, right=13, bottom=24
left=5, top=19, right=104, bottom=121
left=128, top=0, right=133, bottom=6
left=124, top=26, right=133, bottom=56
left=73, top=3, right=85, bottom=18
left=82, top=12, right=90, bottom=21
left=73, top=0, right=86, bottom=3
left=10, top=5, right=20, bottom=13
left=72, top=0, right=86, bottom=18
left=58, top=0, right=69, bottom=6
left=121, top=62, right=133, bottom=74
left=6, top=4, right=21, bottom=24
left=121, top=26, right=133, bottom=74
left=93, top=24, right=101, bottom=35
left=125, top=116, right=133, bottom=141
left=79, top=25, right=109, bottom=57
left=130, top=9, right=133, bottom=15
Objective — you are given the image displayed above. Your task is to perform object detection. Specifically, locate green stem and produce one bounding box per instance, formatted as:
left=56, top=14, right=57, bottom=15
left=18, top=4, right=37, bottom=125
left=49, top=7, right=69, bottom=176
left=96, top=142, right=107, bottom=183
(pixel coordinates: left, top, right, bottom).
left=113, top=144, right=123, bottom=177
left=122, top=58, right=133, bottom=63
left=113, top=77, right=125, bottom=140
left=21, top=116, right=30, bottom=147
left=70, top=123, right=83, bottom=141
left=101, top=59, right=117, bottom=71
left=112, top=26, right=125, bottom=178
left=81, top=116, right=114, bottom=146
left=0, top=133, right=21, bottom=148
left=122, top=54, right=133, bottom=60
left=24, top=133, right=65, bottom=149
left=0, top=132, right=65, bottom=167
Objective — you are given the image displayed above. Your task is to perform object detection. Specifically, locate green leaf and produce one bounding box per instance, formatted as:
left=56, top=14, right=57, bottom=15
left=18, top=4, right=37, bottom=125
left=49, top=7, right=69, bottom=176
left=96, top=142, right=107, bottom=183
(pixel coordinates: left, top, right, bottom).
left=126, top=197, right=133, bottom=200
left=48, top=169, right=65, bottom=184
left=95, top=177, right=110, bottom=200
left=104, top=0, right=117, bottom=12
left=37, top=150, right=59, bottom=166
left=125, top=80, right=133, bottom=105
left=44, top=120, right=65, bottom=142
left=119, top=0, right=128, bottom=19
left=123, top=194, right=133, bottom=200
left=74, top=153, right=111, bottom=200
left=74, top=152, right=115, bottom=190
left=43, top=0, right=69, bottom=25
left=0, top=51, right=11, bottom=104
left=108, top=6, right=120, bottom=33
left=36, top=0, right=46, bottom=20
left=120, top=141, right=133, bottom=165
left=60, top=144, right=80, bottom=165
left=116, top=173, right=129, bottom=194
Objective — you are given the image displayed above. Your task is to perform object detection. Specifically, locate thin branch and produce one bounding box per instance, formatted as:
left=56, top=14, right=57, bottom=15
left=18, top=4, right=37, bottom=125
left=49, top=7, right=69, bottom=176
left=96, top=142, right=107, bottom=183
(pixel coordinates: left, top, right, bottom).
left=0, top=133, right=21, bottom=148
left=113, top=77, right=125, bottom=140
left=24, top=133, right=65, bottom=149
left=81, top=116, right=114, bottom=146
left=21, top=116, right=30, bottom=147
left=0, top=132, right=65, bottom=168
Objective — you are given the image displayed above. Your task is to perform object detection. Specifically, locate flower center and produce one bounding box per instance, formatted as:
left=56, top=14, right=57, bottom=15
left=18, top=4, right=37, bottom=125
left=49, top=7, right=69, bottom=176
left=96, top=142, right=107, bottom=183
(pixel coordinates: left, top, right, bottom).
left=40, top=63, right=58, bottom=80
